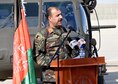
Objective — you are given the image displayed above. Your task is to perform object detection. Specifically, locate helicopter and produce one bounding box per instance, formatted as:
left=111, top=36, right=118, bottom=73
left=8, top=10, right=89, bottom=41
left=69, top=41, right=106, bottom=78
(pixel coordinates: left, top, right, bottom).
left=0, top=0, right=116, bottom=83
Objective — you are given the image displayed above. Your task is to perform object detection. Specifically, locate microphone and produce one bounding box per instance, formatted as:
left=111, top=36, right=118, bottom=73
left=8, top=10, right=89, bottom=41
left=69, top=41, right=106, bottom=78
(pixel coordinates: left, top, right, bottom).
left=91, top=38, right=96, bottom=46
left=68, top=37, right=79, bottom=50
left=68, top=37, right=86, bottom=50
left=77, top=38, right=86, bottom=48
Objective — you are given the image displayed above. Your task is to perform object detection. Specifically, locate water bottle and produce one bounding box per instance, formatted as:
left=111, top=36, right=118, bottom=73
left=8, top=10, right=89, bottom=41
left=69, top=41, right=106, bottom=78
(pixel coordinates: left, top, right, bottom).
left=79, top=46, right=85, bottom=58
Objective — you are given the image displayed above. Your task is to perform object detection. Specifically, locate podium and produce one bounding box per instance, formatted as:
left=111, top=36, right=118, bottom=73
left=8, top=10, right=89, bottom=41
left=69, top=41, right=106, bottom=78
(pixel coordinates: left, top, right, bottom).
left=50, top=57, right=105, bottom=84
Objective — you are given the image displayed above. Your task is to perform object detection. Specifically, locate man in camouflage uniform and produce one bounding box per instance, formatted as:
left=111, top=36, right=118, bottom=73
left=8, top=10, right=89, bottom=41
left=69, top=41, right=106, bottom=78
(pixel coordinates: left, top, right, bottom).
left=33, top=7, right=81, bottom=83
left=34, top=7, right=72, bottom=66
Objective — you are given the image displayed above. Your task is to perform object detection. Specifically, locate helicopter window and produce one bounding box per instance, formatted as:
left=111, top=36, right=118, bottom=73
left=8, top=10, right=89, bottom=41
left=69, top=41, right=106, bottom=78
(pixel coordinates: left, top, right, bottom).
left=42, top=1, right=77, bottom=31
left=25, top=3, right=39, bottom=27
left=0, top=4, right=14, bottom=28
left=79, top=4, right=89, bottom=34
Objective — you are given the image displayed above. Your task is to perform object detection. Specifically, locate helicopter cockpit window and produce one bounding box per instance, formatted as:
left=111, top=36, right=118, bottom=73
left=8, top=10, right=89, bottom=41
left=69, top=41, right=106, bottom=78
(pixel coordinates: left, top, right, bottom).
left=0, top=4, right=14, bottom=28
left=25, top=3, right=38, bottom=27
left=42, top=1, right=77, bottom=31
left=79, top=4, right=89, bottom=34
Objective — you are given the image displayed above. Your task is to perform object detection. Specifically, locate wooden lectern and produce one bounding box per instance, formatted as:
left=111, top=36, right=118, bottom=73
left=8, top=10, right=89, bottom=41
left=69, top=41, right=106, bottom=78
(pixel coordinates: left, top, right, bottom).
left=50, top=57, right=105, bottom=84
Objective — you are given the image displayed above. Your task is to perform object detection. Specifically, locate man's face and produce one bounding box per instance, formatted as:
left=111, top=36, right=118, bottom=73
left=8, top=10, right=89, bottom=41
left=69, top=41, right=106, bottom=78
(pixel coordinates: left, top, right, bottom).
left=49, top=8, right=63, bottom=27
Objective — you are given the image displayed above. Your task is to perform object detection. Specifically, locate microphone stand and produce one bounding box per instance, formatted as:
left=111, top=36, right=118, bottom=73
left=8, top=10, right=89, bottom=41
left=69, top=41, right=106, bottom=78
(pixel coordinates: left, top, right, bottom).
left=91, top=38, right=98, bottom=57
left=93, top=45, right=98, bottom=57
left=48, top=29, right=71, bottom=84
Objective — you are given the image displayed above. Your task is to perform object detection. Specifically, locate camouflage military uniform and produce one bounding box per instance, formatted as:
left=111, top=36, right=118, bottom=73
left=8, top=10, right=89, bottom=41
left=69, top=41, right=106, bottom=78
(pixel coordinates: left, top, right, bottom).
left=34, top=27, right=72, bottom=66
left=33, top=27, right=72, bottom=83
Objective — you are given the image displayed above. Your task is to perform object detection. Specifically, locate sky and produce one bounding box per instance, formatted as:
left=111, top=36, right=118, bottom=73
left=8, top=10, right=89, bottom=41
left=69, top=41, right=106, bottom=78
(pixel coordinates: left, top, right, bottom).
left=98, top=0, right=118, bottom=3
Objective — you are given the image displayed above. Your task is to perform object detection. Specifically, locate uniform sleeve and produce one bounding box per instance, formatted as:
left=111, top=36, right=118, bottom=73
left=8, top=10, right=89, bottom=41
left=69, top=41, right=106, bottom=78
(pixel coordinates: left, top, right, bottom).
left=34, top=32, right=45, bottom=57
left=34, top=31, right=51, bottom=66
